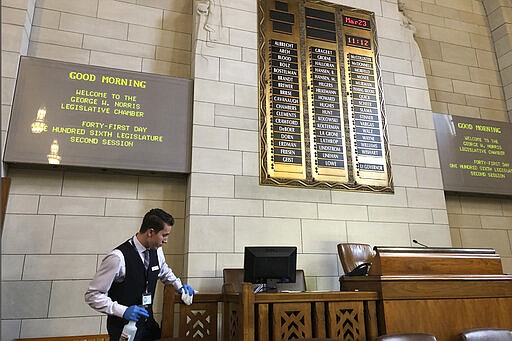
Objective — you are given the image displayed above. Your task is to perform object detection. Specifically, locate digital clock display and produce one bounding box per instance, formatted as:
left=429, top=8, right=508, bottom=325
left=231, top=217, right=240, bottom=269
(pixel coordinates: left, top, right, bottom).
left=342, top=15, right=371, bottom=30
left=345, top=35, right=371, bottom=50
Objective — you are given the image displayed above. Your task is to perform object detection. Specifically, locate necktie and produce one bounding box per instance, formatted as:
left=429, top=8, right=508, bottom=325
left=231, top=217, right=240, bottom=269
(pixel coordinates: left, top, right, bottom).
left=143, top=249, right=150, bottom=269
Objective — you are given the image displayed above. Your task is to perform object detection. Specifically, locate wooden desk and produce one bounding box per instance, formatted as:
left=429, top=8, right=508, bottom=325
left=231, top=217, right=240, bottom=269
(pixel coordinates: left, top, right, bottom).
left=341, top=247, right=512, bottom=341
left=223, top=284, right=379, bottom=341
left=160, top=285, right=376, bottom=341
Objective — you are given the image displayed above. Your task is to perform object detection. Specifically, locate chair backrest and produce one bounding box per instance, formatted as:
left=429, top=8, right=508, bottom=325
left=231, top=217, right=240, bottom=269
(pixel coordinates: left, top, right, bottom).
left=376, top=333, right=438, bottom=341
left=223, top=268, right=306, bottom=292
left=459, top=328, right=512, bottom=341
left=337, top=243, right=374, bottom=274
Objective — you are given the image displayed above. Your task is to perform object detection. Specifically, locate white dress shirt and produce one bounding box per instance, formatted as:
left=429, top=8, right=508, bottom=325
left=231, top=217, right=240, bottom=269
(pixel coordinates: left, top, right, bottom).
left=85, top=236, right=183, bottom=318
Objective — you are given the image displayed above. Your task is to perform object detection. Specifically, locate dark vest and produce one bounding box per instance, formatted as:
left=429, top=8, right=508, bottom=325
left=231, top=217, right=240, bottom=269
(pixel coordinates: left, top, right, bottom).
left=107, top=239, right=159, bottom=340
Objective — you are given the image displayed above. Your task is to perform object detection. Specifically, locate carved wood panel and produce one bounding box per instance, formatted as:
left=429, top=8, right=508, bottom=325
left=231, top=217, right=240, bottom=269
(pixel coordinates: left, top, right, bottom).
left=225, top=302, right=243, bottom=341
left=326, top=301, right=366, bottom=340
left=272, top=302, right=312, bottom=340
left=179, top=302, right=218, bottom=340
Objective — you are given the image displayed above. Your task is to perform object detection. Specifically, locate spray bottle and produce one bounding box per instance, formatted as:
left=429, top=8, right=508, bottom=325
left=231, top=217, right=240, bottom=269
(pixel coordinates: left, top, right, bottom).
left=119, top=320, right=137, bottom=341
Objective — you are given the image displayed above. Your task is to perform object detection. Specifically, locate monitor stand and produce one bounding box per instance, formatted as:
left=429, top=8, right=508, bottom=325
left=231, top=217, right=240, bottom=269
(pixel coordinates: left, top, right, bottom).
left=264, top=278, right=278, bottom=292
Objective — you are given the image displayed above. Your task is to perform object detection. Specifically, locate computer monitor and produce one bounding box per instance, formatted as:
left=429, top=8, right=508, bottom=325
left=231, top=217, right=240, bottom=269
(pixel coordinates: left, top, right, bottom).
left=243, top=246, right=297, bottom=292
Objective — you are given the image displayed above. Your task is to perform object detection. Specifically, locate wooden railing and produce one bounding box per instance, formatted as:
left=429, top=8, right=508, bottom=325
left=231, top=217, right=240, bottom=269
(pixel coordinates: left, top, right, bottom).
left=14, top=335, right=108, bottom=341
left=223, top=283, right=378, bottom=341
left=14, top=284, right=378, bottom=341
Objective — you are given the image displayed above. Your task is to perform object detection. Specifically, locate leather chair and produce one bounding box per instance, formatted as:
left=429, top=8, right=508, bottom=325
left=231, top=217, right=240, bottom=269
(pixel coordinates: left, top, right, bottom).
left=376, top=333, right=438, bottom=341
left=459, top=328, right=512, bottom=341
left=223, top=268, right=306, bottom=292
left=337, top=243, right=374, bottom=275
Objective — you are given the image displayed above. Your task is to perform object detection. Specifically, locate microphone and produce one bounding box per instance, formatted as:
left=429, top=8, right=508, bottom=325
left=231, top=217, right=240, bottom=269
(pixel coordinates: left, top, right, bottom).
left=412, top=239, right=429, bottom=248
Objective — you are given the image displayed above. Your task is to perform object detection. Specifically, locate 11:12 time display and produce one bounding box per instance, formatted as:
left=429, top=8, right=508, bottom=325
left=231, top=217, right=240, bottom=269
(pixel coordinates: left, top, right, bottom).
left=345, top=35, right=371, bottom=50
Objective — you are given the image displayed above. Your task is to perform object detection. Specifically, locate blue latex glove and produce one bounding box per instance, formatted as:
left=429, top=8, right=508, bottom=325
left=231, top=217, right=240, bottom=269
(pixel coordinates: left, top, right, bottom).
left=178, top=284, right=195, bottom=296
left=123, top=305, right=149, bottom=321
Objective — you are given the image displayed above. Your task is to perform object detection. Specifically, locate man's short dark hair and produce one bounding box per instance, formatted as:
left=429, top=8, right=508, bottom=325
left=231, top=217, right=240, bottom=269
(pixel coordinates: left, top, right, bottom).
left=140, top=208, right=175, bottom=233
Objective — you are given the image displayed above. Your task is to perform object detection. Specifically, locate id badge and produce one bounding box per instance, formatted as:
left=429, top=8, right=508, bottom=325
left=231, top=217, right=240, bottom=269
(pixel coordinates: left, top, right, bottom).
left=142, top=293, right=152, bottom=306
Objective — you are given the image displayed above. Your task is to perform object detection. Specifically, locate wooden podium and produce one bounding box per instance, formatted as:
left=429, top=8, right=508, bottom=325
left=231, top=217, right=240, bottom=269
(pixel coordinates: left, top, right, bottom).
left=340, top=247, right=512, bottom=341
